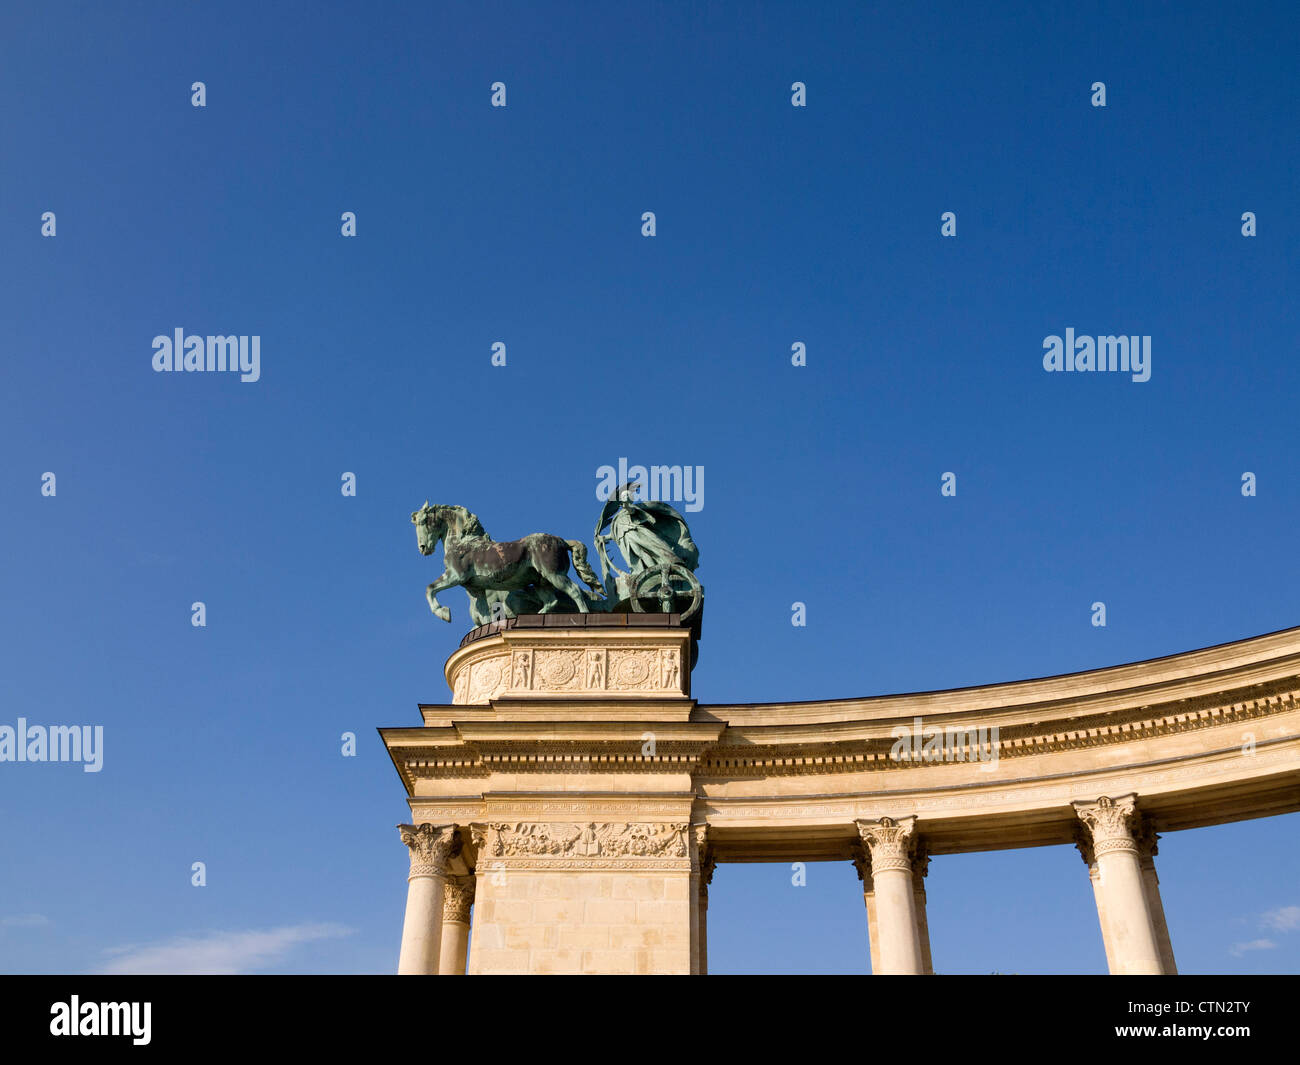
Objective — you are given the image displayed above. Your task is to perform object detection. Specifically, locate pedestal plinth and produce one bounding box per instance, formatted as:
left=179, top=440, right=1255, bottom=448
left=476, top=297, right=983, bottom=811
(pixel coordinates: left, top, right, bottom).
left=444, top=612, right=695, bottom=706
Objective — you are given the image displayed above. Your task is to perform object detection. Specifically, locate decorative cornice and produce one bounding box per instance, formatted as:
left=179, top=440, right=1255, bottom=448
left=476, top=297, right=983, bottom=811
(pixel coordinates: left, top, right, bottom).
left=393, top=743, right=716, bottom=783
left=694, top=685, right=1297, bottom=779
left=385, top=723, right=723, bottom=789
left=386, top=663, right=1300, bottom=792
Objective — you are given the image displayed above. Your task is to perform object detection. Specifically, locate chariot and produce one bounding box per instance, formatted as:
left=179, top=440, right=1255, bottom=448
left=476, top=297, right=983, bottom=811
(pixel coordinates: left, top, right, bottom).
left=593, top=495, right=704, bottom=622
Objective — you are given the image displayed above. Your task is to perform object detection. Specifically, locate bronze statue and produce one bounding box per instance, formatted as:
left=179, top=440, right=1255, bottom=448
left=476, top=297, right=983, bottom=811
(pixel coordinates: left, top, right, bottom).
left=412, top=483, right=702, bottom=626
left=411, top=503, right=603, bottom=625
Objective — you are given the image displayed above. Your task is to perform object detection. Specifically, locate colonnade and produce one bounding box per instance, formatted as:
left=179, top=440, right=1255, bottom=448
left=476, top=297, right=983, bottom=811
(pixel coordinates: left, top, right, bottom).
left=394, top=823, right=477, bottom=976
left=394, top=792, right=1178, bottom=975
left=846, top=795, right=1176, bottom=975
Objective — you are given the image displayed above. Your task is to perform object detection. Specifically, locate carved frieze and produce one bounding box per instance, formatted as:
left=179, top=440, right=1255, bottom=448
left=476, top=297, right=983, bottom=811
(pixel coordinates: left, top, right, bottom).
left=448, top=643, right=687, bottom=703
left=533, top=649, right=582, bottom=689
left=474, top=821, right=690, bottom=867
left=468, top=656, right=507, bottom=702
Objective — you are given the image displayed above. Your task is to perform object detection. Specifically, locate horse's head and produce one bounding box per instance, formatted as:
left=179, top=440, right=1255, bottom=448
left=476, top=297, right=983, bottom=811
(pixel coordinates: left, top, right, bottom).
left=411, top=502, right=445, bottom=556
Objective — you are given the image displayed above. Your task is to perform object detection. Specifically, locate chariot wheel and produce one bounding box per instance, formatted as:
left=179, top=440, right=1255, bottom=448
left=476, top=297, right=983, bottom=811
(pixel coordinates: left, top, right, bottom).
left=629, top=562, right=704, bottom=622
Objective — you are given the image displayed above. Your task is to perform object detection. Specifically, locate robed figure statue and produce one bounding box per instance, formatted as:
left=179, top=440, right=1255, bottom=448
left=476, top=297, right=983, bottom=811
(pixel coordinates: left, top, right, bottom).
left=594, top=482, right=701, bottom=614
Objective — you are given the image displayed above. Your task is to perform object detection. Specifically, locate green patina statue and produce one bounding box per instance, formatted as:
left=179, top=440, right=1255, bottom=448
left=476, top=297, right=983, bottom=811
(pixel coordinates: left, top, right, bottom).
left=411, top=484, right=702, bottom=626
left=593, top=482, right=701, bottom=613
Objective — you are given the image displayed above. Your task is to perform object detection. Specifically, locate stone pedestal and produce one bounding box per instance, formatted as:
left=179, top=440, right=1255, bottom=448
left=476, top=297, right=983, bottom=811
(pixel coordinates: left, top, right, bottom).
left=386, top=616, right=719, bottom=975
left=468, top=809, right=699, bottom=974
left=443, top=614, right=694, bottom=705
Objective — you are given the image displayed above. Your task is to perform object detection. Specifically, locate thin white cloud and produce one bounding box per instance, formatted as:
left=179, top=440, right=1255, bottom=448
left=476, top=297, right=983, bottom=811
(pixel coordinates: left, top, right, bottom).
left=1262, top=905, right=1300, bottom=933
left=1, top=914, right=51, bottom=929
left=96, top=922, right=353, bottom=975
left=1228, top=938, right=1276, bottom=957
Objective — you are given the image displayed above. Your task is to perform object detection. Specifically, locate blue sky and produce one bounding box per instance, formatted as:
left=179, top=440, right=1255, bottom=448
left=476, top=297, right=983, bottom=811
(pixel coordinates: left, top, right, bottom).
left=1, top=0, right=1297, bottom=974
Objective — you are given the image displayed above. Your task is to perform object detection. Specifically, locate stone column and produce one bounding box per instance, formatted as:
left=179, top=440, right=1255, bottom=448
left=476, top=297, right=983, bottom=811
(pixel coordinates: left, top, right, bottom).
left=855, top=817, right=926, bottom=974
left=1074, top=830, right=1117, bottom=972
left=396, top=823, right=459, bottom=975
left=851, top=850, right=881, bottom=974
left=1136, top=818, right=1178, bottom=975
left=911, top=840, right=934, bottom=975
left=1072, top=795, right=1163, bottom=975
left=692, top=825, right=715, bottom=976
left=438, top=875, right=475, bottom=975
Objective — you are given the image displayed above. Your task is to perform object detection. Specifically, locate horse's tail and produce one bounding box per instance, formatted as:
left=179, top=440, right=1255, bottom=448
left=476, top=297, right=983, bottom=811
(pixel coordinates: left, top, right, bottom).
left=567, top=540, right=603, bottom=592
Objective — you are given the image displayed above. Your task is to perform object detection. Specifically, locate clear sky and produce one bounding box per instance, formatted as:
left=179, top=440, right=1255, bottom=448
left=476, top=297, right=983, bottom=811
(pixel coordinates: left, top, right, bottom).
left=2, top=0, right=1298, bottom=974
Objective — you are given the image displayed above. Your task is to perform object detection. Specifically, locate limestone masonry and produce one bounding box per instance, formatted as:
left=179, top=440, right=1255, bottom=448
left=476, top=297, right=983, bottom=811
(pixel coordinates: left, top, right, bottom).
left=381, top=616, right=1300, bottom=974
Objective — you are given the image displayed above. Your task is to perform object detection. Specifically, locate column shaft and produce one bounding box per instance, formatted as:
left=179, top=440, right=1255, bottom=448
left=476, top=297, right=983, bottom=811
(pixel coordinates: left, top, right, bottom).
left=863, top=884, right=881, bottom=974
left=438, top=920, right=469, bottom=975
left=1095, top=847, right=1162, bottom=973
left=1137, top=844, right=1177, bottom=975
left=437, top=874, right=475, bottom=975
left=856, top=817, right=926, bottom=975
left=873, top=868, right=923, bottom=973
left=698, top=891, right=709, bottom=975
left=1085, top=862, right=1117, bottom=971
left=692, top=825, right=714, bottom=976
left=1073, top=797, right=1163, bottom=975
left=913, top=882, right=934, bottom=975
left=398, top=874, right=447, bottom=975
left=396, top=823, right=459, bottom=975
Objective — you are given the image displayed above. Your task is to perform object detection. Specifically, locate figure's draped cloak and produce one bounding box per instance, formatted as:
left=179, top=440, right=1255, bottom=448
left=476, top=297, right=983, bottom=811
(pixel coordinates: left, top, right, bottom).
left=598, top=497, right=699, bottom=575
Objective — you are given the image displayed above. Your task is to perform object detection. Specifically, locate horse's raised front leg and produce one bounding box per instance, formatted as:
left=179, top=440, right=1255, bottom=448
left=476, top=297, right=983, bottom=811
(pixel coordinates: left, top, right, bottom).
left=425, top=571, right=459, bottom=622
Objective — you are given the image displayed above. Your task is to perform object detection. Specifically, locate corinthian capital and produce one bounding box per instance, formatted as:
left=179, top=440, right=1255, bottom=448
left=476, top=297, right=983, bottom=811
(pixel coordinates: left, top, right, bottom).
left=692, top=824, right=715, bottom=884
left=1135, top=815, right=1161, bottom=863
left=442, top=875, right=475, bottom=923
left=398, top=822, right=459, bottom=878
left=911, top=838, right=931, bottom=891
left=1071, top=794, right=1140, bottom=857
left=855, top=816, right=918, bottom=874
left=851, top=843, right=873, bottom=889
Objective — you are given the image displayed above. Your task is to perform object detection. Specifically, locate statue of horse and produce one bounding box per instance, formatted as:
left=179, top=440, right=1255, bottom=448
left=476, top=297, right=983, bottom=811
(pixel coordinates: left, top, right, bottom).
left=411, top=503, right=604, bottom=625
